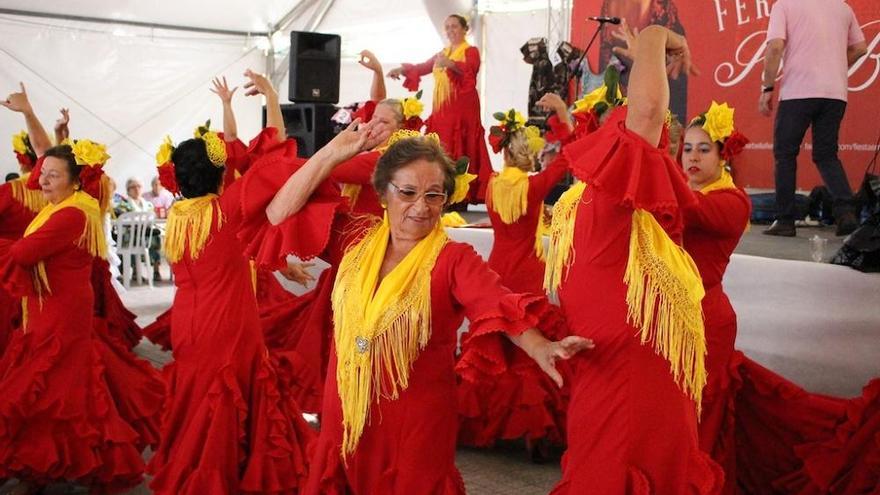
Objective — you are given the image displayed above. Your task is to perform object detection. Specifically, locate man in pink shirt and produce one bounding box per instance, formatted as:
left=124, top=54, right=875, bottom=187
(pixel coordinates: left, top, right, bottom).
left=760, top=0, right=867, bottom=237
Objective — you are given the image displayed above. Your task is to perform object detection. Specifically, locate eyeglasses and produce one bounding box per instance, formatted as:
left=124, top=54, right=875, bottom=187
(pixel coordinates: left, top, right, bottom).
left=388, top=182, right=447, bottom=206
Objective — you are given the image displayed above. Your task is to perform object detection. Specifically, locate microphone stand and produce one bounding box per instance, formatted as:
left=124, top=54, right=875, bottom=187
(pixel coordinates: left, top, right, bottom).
left=566, top=22, right=607, bottom=91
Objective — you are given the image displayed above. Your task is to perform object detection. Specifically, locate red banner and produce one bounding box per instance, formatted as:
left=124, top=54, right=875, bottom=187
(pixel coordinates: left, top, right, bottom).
left=572, top=0, right=880, bottom=190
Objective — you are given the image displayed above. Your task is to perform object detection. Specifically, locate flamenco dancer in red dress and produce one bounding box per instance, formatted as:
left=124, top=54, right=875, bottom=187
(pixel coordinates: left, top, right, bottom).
left=145, top=70, right=313, bottom=495
left=456, top=110, right=572, bottom=457
left=387, top=14, right=492, bottom=203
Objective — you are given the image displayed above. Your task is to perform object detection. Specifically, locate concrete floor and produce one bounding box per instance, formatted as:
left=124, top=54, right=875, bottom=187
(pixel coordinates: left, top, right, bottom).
left=1, top=213, right=865, bottom=495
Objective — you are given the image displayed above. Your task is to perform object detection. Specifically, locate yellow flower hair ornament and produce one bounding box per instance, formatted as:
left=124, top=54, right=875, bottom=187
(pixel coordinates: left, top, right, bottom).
left=698, top=101, right=735, bottom=143
left=71, top=139, right=110, bottom=167
left=193, top=119, right=227, bottom=167
left=12, top=130, right=37, bottom=168
left=488, top=108, right=528, bottom=154
left=449, top=156, right=476, bottom=205
left=401, top=90, right=426, bottom=132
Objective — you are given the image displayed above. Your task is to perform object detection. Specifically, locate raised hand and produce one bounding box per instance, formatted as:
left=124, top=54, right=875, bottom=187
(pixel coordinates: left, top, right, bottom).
left=433, top=52, right=452, bottom=70
left=358, top=50, right=382, bottom=72
left=54, top=108, right=70, bottom=142
left=611, top=18, right=639, bottom=61
left=536, top=93, right=568, bottom=114
left=664, top=32, right=699, bottom=80
left=324, top=119, right=390, bottom=163
left=210, top=76, right=238, bottom=103
left=243, top=69, right=277, bottom=99
left=1, top=83, right=33, bottom=114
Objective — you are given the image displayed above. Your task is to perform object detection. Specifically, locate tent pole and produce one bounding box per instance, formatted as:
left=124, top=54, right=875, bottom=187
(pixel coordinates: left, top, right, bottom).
left=0, top=8, right=268, bottom=37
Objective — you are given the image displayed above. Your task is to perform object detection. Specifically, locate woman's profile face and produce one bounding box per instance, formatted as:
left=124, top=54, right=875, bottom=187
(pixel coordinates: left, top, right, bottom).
left=444, top=16, right=466, bottom=45
left=381, top=159, right=447, bottom=242
left=39, top=156, right=77, bottom=204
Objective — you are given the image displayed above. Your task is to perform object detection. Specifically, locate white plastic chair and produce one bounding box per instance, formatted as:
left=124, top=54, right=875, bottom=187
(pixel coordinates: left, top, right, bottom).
left=116, top=211, right=156, bottom=289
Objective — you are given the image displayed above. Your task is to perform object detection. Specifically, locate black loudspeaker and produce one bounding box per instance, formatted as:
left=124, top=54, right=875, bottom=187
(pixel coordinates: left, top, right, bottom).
left=264, top=103, right=337, bottom=158
left=289, top=31, right=341, bottom=104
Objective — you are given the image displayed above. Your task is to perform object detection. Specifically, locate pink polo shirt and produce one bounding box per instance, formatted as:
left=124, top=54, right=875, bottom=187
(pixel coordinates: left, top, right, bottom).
left=766, top=0, right=865, bottom=102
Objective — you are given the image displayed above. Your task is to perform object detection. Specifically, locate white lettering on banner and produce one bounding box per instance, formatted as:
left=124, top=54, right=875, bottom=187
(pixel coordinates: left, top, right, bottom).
left=849, top=21, right=880, bottom=91
left=714, top=0, right=773, bottom=32
left=714, top=22, right=880, bottom=91
left=714, top=0, right=729, bottom=32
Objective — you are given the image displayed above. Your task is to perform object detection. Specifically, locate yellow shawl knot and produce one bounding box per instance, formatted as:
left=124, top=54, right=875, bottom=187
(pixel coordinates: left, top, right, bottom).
left=21, top=191, right=106, bottom=331
left=9, top=174, right=47, bottom=213
left=331, top=214, right=448, bottom=458
left=624, top=209, right=707, bottom=412
left=163, top=194, right=222, bottom=263
left=543, top=181, right=587, bottom=294
left=432, top=42, right=469, bottom=111
left=698, top=167, right=736, bottom=195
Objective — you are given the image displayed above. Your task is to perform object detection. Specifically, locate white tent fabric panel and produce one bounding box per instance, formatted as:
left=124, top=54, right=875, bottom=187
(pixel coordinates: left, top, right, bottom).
left=480, top=9, right=550, bottom=170
left=0, top=0, right=304, bottom=33
left=0, top=15, right=267, bottom=186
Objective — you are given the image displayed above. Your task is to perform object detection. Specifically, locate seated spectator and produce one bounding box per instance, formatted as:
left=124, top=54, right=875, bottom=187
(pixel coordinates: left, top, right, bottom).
left=143, top=176, right=175, bottom=214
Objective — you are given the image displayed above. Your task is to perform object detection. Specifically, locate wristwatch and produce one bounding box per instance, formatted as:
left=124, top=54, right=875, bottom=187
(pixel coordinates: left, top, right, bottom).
left=761, top=84, right=775, bottom=93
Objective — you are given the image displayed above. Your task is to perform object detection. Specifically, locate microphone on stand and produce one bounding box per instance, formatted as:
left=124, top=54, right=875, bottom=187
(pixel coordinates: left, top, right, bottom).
left=587, top=16, right=622, bottom=25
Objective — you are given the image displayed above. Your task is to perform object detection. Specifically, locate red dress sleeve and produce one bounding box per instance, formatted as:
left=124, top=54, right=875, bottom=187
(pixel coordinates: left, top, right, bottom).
left=684, top=188, right=751, bottom=237
left=562, top=107, right=695, bottom=230
left=329, top=151, right=380, bottom=186
left=447, top=46, right=480, bottom=88
left=448, top=243, right=566, bottom=381
left=401, top=56, right=436, bottom=92
left=352, top=100, right=377, bottom=123
left=236, top=153, right=347, bottom=270
left=528, top=153, right=570, bottom=202
left=1, top=208, right=86, bottom=297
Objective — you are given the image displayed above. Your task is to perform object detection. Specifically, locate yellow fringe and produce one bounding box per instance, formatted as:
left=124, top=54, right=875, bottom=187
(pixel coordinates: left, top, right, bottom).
left=441, top=211, right=467, bottom=227
left=543, top=182, right=586, bottom=295
left=431, top=42, right=469, bottom=111
left=9, top=174, right=47, bottom=213
left=534, top=209, right=547, bottom=261
left=331, top=214, right=447, bottom=458
left=21, top=191, right=106, bottom=332
left=340, top=183, right=362, bottom=207
left=163, top=194, right=221, bottom=263
left=487, top=167, right=529, bottom=224
left=623, top=209, right=707, bottom=412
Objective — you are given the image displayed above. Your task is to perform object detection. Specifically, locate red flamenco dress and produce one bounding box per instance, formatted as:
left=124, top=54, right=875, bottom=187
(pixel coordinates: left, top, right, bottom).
left=142, top=131, right=298, bottom=352
left=0, top=174, right=45, bottom=356
left=401, top=42, right=493, bottom=202
left=456, top=154, right=571, bottom=449
left=0, top=193, right=147, bottom=493
left=238, top=153, right=562, bottom=494
left=551, top=109, right=723, bottom=493
left=682, top=177, right=752, bottom=494
left=681, top=173, right=856, bottom=493
left=145, top=157, right=313, bottom=494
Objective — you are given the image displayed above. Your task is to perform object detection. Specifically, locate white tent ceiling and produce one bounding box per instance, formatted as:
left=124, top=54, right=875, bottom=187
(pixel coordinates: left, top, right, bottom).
left=0, top=1, right=565, bottom=185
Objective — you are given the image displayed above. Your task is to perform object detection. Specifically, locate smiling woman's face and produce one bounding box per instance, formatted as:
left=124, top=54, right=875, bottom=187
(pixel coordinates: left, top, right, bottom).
left=381, top=159, right=447, bottom=242
left=681, top=126, right=722, bottom=190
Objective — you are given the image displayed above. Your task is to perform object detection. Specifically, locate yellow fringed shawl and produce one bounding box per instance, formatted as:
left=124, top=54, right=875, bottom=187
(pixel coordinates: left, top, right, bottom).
left=340, top=183, right=362, bottom=208
left=487, top=167, right=529, bottom=224
left=9, top=174, right=47, bottom=213
left=432, top=42, right=470, bottom=111
left=331, top=214, right=448, bottom=458
left=543, top=181, right=587, bottom=294
left=624, top=209, right=707, bottom=412
left=163, top=194, right=222, bottom=263
left=21, top=191, right=106, bottom=331
left=488, top=166, right=547, bottom=260
left=441, top=211, right=468, bottom=227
